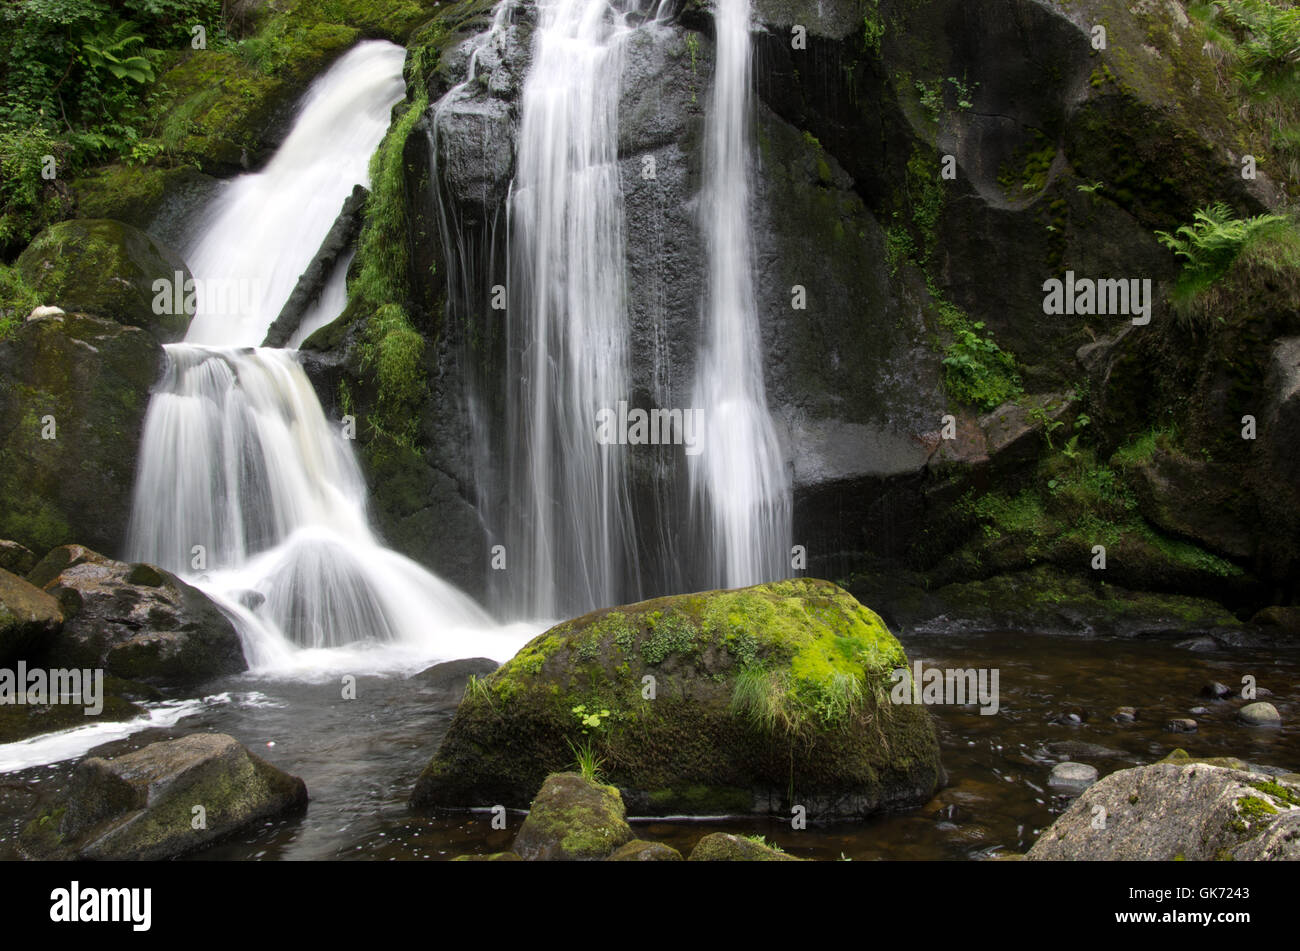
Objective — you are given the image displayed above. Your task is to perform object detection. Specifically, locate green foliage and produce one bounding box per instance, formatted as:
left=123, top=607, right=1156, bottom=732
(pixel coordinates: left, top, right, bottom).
left=80, top=19, right=155, bottom=84
left=1191, top=0, right=1300, bottom=178
left=0, top=261, right=39, bottom=338
left=352, top=91, right=428, bottom=310
left=1154, top=202, right=1300, bottom=315
left=937, top=303, right=1023, bottom=410
left=358, top=303, right=425, bottom=453
left=640, top=611, right=697, bottom=665
left=566, top=736, right=605, bottom=782
left=570, top=703, right=611, bottom=734
left=862, top=0, right=884, bottom=55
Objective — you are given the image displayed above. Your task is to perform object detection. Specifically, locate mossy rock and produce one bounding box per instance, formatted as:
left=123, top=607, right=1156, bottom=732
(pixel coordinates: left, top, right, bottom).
left=607, top=839, right=683, bottom=861
left=687, top=832, right=803, bottom=861
left=0, top=567, right=62, bottom=666
left=19, top=733, right=308, bottom=860
left=16, top=220, right=192, bottom=342
left=412, top=579, right=943, bottom=818
left=0, top=314, right=161, bottom=556
left=512, top=772, right=633, bottom=861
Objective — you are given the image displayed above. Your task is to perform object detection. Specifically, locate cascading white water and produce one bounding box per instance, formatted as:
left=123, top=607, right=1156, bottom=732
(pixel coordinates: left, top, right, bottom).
left=689, top=0, right=792, bottom=588
left=503, top=0, right=641, bottom=618
left=128, top=41, right=532, bottom=670
left=183, top=42, right=405, bottom=347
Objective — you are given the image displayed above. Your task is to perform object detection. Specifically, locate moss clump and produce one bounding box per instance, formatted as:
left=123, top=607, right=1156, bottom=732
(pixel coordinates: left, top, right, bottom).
left=0, top=262, right=37, bottom=339
left=412, top=579, right=941, bottom=818
left=357, top=303, right=424, bottom=455
left=997, top=129, right=1056, bottom=199
left=1228, top=793, right=1277, bottom=835
left=1247, top=779, right=1300, bottom=808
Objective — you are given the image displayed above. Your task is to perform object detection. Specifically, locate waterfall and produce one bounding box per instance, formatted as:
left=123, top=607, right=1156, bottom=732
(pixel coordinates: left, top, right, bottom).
left=182, top=42, right=405, bottom=347
left=127, top=41, right=526, bottom=669
left=501, top=0, right=642, bottom=618
left=689, top=0, right=792, bottom=588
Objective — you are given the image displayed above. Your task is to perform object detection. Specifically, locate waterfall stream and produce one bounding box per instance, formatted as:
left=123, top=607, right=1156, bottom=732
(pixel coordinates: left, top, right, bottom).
left=689, top=0, right=792, bottom=588
left=502, top=0, right=642, bottom=618
left=126, top=41, right=533, bottom=672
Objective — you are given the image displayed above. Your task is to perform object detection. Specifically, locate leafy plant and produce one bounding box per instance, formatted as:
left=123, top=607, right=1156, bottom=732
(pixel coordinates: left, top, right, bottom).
left=80, top=19, right=155, bottom=84
left=941, top=321, right=1022, bottom=410
left=1154, top=202, right=1300, bottom=314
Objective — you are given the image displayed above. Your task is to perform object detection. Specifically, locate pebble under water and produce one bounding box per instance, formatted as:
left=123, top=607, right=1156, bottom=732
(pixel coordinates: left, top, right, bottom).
left=2, top=628, right=1295, bottom=861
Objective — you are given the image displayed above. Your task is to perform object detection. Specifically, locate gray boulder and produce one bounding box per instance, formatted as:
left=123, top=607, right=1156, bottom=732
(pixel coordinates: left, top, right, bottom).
left=1027, top=762, right=1300, bottom=860
left=27, top=545, right=246, bottom=685
left=21, top=733, right=307, bottom=860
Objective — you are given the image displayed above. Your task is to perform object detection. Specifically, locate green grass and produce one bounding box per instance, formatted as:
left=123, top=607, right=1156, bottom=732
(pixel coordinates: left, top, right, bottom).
left=566, top=736, right=606, bottom=783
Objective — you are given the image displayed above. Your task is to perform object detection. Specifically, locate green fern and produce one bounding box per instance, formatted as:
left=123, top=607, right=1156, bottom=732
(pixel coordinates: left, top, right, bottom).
left=80, top=20, right=155, bottom=84
left=1154, top=202, right=1295, bottom=307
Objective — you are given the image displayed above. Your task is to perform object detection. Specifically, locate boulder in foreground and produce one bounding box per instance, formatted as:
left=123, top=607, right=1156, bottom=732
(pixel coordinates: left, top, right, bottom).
left=413, top=579, right=942, bottom=817
left=512, top=772, right=633, bottom=861
left=20, top=733, right=307, bottom=860
left=1026, top=761, right=1300, bottom=860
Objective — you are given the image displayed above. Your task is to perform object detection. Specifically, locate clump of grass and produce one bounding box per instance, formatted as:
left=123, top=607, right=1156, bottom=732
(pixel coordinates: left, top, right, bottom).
left=730, top=665, right=866, bottom=735
left=566, top=737, right=606, bottom=783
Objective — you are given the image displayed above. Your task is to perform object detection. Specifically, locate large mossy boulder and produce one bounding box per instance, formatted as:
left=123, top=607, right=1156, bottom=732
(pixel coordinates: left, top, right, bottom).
left=0, top=313, right=161, bottom=557
left=412, top=579, right=942, bottom=817
left=0, top=567, right=63, bottom=665
left=19, top=733, right=308, bottom=860
left=1026, top=761, right=1300, bottom=861
left=16, top=219, right=192, bottom=342
left=26, top=545, right=246, bottom=686
left=512, top=772, right=634, bottom=861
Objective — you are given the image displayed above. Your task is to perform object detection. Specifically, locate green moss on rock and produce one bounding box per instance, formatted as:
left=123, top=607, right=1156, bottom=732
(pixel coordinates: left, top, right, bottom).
left=412, top=579, right=942, bottom=818
left=16, top=219, right=192, bottom=342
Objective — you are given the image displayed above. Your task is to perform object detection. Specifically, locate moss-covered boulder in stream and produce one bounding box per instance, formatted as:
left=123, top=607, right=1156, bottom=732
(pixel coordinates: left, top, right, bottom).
left=0, top=313, right=161, bottom=556
left=412, top=579, right=942, bottom=817
left=688, top=832, right=803, bottom=862
left=16, top=219, right=192, bottom=342
left=512, top=772, right=634, bottom=861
